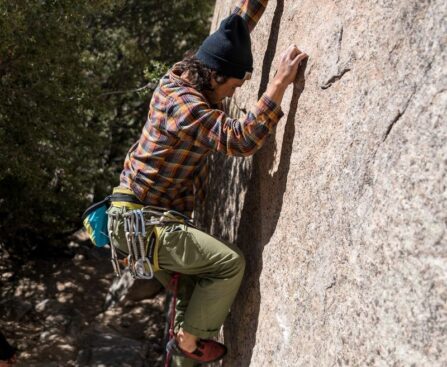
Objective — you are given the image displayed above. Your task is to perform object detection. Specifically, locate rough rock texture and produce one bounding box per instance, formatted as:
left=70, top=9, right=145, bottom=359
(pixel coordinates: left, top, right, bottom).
left=200, top=1, right=447, bottom=366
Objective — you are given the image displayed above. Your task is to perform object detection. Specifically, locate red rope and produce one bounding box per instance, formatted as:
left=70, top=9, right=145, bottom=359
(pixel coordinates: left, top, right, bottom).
left=165, top=272, right=180, bottom=367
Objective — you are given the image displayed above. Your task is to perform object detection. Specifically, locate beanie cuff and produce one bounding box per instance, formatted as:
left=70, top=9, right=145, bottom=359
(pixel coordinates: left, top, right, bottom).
left=196, top=48, right=253, bottom=80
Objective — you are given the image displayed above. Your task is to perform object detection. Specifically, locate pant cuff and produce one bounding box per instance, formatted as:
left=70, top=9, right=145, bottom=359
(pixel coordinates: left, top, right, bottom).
left=181, top=321, right=220, bottom=339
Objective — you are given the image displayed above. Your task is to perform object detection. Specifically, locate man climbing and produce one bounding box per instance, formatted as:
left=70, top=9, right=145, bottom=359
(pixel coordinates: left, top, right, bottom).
left=108, top=0, right=307, bottom=365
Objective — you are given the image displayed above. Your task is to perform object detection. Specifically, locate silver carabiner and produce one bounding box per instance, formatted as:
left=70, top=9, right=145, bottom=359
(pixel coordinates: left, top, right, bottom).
left=129, top=213, right=139, bottom=264
left=137, top=210, right=146, bottom=237
left=136, top=210, right=146, bottom=259
left=133, top=210, right=140, bottom=236
left=135, top=258, right=154, bottom=279
left=123, top=217, right=133, bottom=256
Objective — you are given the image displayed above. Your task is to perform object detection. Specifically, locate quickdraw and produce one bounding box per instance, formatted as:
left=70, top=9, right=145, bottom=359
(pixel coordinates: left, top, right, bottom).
left=108, top=206, right=195, bottom=280
left=121, top=209, right=154, bottom=279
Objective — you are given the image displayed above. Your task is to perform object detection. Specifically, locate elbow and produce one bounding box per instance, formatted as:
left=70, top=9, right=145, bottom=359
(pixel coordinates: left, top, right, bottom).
left=226, top=139, right=262, bottom=157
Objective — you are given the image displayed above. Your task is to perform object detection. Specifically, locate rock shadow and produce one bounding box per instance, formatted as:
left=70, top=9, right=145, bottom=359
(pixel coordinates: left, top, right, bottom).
left=224, top=3, right=309, bottom=365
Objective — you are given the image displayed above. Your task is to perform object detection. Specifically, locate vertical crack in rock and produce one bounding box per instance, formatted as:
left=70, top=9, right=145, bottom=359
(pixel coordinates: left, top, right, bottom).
left=380, top=57, right=434, bottom=143
left=321, top=24, right=350, bottom=89
left=360, top=86, right=417, bottom=195
left=382, top=90, right=416, bottom=142
left=338, top=26, right=344, bottom=45
left=336, top=26, right=344, bottom=63
left=383, top=110, right=404, bottom=142
left=320, top=67, right=351, bottom=89
left=360, top=55, right=436, bottom=195
left=382, top=57, right=437, bottom=142
left=325, top=278, right=337, bottom=291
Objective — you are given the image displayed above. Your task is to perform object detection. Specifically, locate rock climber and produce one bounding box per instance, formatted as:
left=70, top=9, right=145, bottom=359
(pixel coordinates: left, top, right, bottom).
left=107, top=0, right=307, bottom=365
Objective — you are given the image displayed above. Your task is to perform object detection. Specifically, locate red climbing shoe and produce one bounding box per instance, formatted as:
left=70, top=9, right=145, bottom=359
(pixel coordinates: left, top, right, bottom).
left=166, top=338, right=227, bottom=363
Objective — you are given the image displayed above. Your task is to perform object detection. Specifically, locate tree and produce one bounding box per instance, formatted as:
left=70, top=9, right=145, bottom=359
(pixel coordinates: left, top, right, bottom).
left=0, top=0, right=213, bottom=252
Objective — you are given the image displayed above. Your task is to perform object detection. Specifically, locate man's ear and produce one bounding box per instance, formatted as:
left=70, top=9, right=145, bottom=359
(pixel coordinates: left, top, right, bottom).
left=209, top=71, right=218, bottom=90
left=210, top=70, right=217, bottom=82
left=243, top=71, right=252, bottom=81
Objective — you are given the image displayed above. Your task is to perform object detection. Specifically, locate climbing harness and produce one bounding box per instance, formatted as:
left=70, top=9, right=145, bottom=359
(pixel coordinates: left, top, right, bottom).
left=107, top=204, right=195, bottom=280
left=83, top=188, right=195, bottom=280
left=165, top=272, right=180, bottom=367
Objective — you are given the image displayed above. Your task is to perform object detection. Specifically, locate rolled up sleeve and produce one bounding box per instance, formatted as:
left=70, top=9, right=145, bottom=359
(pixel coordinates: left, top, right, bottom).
left=168, top=92, right=283, bottom=157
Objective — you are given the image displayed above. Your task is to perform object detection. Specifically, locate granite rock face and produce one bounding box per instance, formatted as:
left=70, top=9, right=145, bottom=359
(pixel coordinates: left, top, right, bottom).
left=200, top=1, right=447, bottom=366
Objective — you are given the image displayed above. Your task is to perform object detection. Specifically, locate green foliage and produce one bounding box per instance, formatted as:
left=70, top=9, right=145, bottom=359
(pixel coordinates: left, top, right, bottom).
left=0, top=0, right=213, bottom=251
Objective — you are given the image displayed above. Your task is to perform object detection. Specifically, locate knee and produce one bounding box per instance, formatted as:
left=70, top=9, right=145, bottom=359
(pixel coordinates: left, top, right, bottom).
left=236, top=250, right=246, bottom=272
left=228, top=249, right=245, bottom=277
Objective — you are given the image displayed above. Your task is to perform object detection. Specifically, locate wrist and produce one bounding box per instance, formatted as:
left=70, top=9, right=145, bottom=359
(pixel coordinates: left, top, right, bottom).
left=270, top=77, right=288, bottom=91
left=265, top=78, right=288, bottom=106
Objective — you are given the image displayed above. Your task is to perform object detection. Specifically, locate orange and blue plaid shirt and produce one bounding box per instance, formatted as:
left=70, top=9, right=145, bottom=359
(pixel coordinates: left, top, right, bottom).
left=120, top=0, right=283, bottom=216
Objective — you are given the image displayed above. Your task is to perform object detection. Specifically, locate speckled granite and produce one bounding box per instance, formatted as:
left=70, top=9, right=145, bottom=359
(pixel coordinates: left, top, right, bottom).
left=199, top=1, right=447, bottom=366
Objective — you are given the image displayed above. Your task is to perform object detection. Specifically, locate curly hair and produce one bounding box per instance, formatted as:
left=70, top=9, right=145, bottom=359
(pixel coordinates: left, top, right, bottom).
left=173, top=50, right=228, bottom=91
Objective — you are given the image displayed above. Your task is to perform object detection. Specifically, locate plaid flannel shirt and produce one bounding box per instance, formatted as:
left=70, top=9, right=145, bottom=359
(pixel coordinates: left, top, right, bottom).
left=120, top=0, right=283, bottom=216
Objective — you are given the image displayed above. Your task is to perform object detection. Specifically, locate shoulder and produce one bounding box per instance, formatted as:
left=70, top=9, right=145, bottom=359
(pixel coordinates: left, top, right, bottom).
left=166, top=87, right=211, bottom=116
left=159, top=66, right=209, bottom=106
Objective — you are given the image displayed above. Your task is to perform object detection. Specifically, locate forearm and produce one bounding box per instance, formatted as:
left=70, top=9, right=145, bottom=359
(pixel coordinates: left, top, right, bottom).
left=171, top=93, right=283, bottom=157
left=265, top=79, right=288, bottom=107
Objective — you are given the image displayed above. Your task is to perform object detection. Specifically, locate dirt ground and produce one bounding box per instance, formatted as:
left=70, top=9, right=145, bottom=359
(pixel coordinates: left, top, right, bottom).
left=0, top=233, right=167, bottom=367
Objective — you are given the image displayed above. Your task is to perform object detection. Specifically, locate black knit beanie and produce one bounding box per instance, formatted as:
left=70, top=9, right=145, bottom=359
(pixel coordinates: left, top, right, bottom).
left=196, top=14, right=253, bottom=80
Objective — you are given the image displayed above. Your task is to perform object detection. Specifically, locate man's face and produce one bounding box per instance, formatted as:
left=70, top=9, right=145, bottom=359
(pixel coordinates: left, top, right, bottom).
left=206, top=77, right=245, bottom=104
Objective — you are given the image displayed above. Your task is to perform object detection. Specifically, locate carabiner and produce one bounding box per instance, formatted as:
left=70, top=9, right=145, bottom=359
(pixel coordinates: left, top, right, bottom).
left=135, top=258, right=154, bottom=279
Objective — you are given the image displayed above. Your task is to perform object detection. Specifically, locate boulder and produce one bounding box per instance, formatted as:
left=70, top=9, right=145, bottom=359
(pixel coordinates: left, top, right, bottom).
left=104, top=269, right=162, bottom=309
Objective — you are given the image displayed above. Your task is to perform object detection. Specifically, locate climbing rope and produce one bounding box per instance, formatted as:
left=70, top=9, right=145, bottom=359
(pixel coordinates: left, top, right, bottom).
left=165, top=272, right=180, bottom=367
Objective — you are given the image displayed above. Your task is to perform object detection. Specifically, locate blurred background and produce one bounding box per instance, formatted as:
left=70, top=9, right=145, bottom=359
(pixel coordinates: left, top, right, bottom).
left=0, top=0, right=213, bottom=253
left=0, top=1, right=214, bottom=365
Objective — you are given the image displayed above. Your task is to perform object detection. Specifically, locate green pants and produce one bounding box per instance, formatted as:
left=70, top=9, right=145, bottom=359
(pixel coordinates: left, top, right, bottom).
left=157, top=224, right=245, bottom=367
left=156, top=223, right=245, bottom=337
left=107, top=206, right=245, bottom=366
